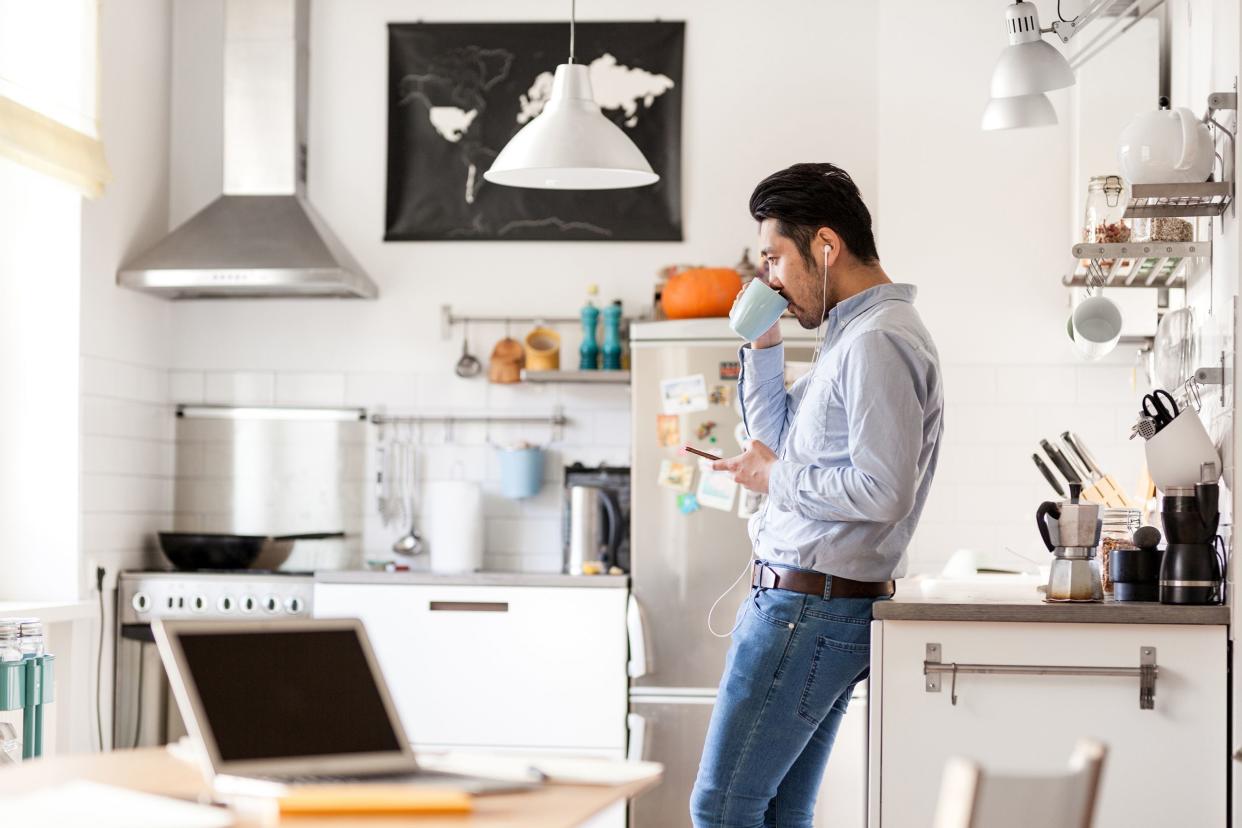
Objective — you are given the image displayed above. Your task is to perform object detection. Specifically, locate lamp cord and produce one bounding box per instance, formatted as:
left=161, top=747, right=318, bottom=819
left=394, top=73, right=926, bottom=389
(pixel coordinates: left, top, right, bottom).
left=569, top=0, right=576, bottom=63
left=1056, top=0, right=1071, bottom=22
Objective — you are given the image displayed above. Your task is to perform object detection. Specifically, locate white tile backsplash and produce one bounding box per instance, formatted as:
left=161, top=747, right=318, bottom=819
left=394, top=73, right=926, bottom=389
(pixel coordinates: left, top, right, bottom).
left=151, top=356, right=1144, bottom=577
left=204, top=371, right=275, bottom=405
left=275, top=372, right=347, bottom=406
left=169, top=371, right=204, bottom=403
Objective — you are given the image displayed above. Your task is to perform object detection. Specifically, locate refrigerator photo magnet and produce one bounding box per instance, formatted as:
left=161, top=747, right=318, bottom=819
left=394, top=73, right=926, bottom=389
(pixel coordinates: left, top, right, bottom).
left=738, top=489, right=765, bottom=518
left=660, top=374, right=709, bottom=414
left=696, top=461, right=737, bottom=511
left=656, top=414, right=681, bottom=447
left=658, top=458, right=696, bottom=492
left=677, top=492, right=700, bottom=514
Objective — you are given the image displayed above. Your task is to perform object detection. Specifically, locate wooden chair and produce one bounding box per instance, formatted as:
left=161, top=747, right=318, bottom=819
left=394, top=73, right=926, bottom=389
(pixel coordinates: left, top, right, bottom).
left=931, top=740, right=1108, bottom=828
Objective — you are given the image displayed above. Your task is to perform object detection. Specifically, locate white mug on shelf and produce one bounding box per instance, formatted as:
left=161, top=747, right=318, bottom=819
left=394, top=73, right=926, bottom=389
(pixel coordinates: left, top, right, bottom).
left=1069, top=295, right=1122, bottom=360
left=1145, top=409, right=1220, bottom=490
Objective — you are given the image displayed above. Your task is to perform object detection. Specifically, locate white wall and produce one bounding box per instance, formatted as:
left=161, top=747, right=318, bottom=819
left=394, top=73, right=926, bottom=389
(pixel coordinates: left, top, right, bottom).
left=78, top=0, right=174, bottom=751
left=156, top=0, right=1155, bottom=573
left=164, top=0, right=882, bottom=571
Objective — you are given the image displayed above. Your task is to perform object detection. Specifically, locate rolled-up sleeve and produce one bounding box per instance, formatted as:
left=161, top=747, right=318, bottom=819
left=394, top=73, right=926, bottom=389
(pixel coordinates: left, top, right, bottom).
left=767, top=332, right=926, bottom=523
left=738, top=342, right=792, bottom=453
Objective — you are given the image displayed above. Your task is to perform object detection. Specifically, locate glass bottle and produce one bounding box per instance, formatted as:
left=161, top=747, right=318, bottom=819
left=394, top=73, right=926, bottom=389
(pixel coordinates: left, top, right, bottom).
left=1099, top=508, right=1142, bottom=596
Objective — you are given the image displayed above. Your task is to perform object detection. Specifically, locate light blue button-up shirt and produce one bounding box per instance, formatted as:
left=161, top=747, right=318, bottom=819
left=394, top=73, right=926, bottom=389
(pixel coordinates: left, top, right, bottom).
left=738, top=283, right=943, bottom=581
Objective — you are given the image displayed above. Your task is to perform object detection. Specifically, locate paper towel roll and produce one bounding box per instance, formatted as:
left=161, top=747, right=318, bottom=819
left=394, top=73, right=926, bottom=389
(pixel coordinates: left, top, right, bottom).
left=423, top=481, right=484, bottom=574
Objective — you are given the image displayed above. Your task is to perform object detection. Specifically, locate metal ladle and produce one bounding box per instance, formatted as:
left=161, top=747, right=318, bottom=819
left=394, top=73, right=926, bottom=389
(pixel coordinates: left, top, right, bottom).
left=455, top=322, right=482, bottom=378
left=392, top=430, right=425, bottom=556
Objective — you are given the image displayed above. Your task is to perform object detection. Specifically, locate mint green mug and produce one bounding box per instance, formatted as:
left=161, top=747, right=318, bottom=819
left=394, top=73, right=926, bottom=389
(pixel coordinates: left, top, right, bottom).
left=729, top=279, right=789, bottom=341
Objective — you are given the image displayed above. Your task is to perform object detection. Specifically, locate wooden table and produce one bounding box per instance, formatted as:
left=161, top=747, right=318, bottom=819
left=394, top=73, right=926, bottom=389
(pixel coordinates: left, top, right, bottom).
left=0, top=748, right=661, bottom=826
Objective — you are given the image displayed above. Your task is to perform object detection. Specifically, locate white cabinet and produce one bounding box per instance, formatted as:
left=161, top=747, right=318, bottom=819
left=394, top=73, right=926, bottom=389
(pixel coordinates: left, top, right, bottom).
left=870, top=620, right=1226, bottom=828
left=314, top=583, right=629, bottom=752
left=814, top=685, right=867, bottom=828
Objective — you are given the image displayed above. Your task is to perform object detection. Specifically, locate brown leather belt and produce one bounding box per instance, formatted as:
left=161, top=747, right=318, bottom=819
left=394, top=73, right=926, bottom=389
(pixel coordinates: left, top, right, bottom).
left=752, top=561, right=895, bottom=599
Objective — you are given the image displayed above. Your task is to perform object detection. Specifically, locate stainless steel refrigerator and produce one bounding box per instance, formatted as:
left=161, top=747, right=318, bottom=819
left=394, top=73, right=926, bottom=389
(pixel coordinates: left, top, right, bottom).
left=626, top=318, right=817, bottom=827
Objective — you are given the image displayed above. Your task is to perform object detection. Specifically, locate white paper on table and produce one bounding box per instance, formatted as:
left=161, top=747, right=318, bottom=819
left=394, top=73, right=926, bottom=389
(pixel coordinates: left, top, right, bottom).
left=3, top=780, right=234, bottom=828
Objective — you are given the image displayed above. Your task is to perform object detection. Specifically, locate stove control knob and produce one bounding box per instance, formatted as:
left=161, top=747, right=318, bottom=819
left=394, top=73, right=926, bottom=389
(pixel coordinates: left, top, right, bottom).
left=263, top=595, right=280, bottom=614
left=217, top=596, right=234, bottom=613
left=241, top=596, right=257, bottom=613
left=192, top=595, right=207, bottom=612
left=285, top=596, right=304, bottom=614
left=131, top=592, right=150, bottom=613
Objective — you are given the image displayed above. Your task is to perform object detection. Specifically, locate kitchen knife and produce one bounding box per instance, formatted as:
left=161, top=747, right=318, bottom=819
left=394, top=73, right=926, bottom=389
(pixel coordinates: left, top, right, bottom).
left=1040, top=440, right=1107, bottom=504
left=1040, top=439, right=1081, bottom=485
left=1032, top=453, right=1066, bottom=498
left=1061, top=431, right=1134, bottom=508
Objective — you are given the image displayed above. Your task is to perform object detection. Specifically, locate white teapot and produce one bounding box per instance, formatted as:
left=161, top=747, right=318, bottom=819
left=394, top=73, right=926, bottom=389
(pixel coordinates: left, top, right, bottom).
left=1117, top=96, right=1215, bottom=184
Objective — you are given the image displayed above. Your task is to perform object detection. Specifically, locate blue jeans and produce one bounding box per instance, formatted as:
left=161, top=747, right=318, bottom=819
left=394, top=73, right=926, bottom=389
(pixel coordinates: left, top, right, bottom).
left=690, top=576, right=877, bottom=828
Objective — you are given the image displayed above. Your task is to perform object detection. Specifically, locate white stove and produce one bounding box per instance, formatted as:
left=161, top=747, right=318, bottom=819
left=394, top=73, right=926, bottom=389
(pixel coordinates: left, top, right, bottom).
left=118, top=570, right=314, bottom=623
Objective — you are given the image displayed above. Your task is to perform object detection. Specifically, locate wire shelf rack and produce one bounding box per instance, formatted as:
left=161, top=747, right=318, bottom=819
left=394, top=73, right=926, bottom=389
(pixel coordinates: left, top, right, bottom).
left=1123, top=182, right=1233, bottom=218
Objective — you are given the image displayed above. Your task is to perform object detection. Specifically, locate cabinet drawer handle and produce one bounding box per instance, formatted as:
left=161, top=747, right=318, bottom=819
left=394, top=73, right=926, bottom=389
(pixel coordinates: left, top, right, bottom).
left=429, top=601, right=509, bottom=613
left=923, top=643, right=1158, bottom=710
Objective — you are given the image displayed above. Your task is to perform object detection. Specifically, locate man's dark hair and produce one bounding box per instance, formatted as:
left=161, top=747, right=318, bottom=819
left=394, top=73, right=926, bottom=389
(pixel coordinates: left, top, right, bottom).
left=749, top=163, right=879, bottom=268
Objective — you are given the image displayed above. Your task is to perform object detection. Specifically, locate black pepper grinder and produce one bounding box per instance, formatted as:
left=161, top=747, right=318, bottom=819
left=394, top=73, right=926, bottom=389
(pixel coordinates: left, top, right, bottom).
left=1109, top=526, right=1162, bottom=603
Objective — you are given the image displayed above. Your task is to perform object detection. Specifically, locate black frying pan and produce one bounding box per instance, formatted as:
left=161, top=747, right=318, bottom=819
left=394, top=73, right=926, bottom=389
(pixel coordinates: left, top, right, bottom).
left=157, top=532, right=345, bottom=571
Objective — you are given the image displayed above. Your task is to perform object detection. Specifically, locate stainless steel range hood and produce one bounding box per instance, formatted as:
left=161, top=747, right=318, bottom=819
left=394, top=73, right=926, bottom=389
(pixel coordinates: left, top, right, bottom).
left=118, top=0, right=377, bottom=299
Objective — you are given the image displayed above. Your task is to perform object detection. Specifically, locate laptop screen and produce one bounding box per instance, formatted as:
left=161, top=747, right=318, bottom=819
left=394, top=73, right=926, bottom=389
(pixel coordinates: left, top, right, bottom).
left=175, top=627, right=404, bottom=762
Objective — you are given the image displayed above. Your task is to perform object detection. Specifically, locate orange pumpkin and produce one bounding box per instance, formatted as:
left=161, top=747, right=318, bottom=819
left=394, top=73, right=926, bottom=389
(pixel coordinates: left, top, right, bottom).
left=661, top=268, right=743, bottom=319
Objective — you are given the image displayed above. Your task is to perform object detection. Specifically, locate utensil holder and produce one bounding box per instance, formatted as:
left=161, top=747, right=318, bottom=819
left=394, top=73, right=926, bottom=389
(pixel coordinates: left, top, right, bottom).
left=1145, top=410, right=1219, bottom=490
left=0, top=654, right=55, bottom=759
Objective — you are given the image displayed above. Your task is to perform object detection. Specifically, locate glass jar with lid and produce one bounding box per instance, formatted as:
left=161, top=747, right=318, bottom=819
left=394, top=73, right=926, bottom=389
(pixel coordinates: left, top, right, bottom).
left=1099, top=508, right=1142, bottom=596
left=17, top=619, right=43, bottom=657
left=1082, top=175, right=1132, bottom=244
left=0, top=621, right=20, bottom=663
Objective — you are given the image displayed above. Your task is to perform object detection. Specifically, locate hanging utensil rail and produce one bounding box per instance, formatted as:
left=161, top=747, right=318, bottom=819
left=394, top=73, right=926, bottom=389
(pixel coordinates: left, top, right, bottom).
left=371, top=408, right=568, bottom=428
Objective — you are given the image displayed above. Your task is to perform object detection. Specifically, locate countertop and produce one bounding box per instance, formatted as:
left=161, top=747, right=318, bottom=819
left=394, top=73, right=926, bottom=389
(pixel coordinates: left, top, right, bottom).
left=873, top=575, right=1229, bottom=625
left=315, top=570, right=630, bottom=588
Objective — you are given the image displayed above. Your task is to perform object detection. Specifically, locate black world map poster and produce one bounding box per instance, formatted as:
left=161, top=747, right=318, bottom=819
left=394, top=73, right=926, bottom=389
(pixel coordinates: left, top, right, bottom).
left=385, top=21, right=684, bottom=241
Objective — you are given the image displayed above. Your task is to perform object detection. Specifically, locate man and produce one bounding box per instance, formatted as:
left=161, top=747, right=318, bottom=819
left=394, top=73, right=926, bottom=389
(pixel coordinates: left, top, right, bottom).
left=690, top=163, right=943, bottom=828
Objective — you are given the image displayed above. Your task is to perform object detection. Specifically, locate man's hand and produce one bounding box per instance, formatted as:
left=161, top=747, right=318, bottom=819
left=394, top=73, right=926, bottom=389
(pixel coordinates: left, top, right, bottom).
left=712, top=440, right=777, bottom=494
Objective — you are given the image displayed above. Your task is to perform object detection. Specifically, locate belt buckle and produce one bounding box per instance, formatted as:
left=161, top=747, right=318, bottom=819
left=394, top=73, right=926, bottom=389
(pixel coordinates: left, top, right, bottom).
left=758, top=561, right=781, bottom=590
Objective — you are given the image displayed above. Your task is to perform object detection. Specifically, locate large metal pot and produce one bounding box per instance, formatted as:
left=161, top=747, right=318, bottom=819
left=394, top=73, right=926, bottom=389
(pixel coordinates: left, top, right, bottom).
left=157, top=532, right=344, bottom=571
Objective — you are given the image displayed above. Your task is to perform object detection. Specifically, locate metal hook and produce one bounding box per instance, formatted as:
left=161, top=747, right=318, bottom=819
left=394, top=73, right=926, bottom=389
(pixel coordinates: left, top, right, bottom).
left=950, top=663, right=959, bottom=706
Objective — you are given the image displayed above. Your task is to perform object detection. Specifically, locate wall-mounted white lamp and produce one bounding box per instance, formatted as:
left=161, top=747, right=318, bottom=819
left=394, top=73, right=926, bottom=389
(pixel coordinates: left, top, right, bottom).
left=982, top=0, right=1116, bottom=131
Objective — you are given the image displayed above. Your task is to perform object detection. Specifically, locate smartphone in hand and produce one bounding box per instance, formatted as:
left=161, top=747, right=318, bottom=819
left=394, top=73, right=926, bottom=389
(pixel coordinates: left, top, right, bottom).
left=683, top=445, right=722, bottom=462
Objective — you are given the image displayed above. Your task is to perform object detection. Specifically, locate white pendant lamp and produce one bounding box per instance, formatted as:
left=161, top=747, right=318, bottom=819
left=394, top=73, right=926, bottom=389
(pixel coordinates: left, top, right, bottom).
left=981, top=92, right=1057, bottom=131
left=988, top=2, right=1075, bottom=98
left=483, top=0, right=658, bottom=190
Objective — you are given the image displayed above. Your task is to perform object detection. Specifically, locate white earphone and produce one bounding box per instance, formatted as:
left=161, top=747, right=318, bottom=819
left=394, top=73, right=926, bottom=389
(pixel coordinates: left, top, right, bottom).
left=813, top=242, right=832, bottom=361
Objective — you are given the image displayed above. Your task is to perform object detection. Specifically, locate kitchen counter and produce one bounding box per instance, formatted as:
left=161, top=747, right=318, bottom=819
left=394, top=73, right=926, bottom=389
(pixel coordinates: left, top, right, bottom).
left=315, top=570, right=629, bottom=588
left=874, top=576, right=1229, bottom=625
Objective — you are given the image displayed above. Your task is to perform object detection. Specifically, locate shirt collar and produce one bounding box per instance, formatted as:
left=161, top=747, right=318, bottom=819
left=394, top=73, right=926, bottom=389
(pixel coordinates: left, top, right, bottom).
left=827, top=282, right=916, bottom=331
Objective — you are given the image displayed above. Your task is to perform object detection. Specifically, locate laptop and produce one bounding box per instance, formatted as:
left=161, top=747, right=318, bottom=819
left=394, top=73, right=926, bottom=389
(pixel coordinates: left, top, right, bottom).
left=152, top=617, right=538, bottom=797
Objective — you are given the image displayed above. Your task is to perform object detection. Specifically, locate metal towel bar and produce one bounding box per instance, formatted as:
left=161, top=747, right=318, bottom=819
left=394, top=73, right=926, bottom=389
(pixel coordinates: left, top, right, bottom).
left=923, top=643, right=1158, bottom=710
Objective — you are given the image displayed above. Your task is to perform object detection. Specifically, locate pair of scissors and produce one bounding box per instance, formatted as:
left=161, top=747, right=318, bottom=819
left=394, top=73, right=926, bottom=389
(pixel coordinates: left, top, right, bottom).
left=1142, top=389, right=1179, bottom=431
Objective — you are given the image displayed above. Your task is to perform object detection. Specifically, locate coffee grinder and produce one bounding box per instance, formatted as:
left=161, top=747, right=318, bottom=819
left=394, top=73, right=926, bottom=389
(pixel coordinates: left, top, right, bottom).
left=1036, top=483, right=1104, bottom=602
left=1159, top=472, right=1224, bottom=605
